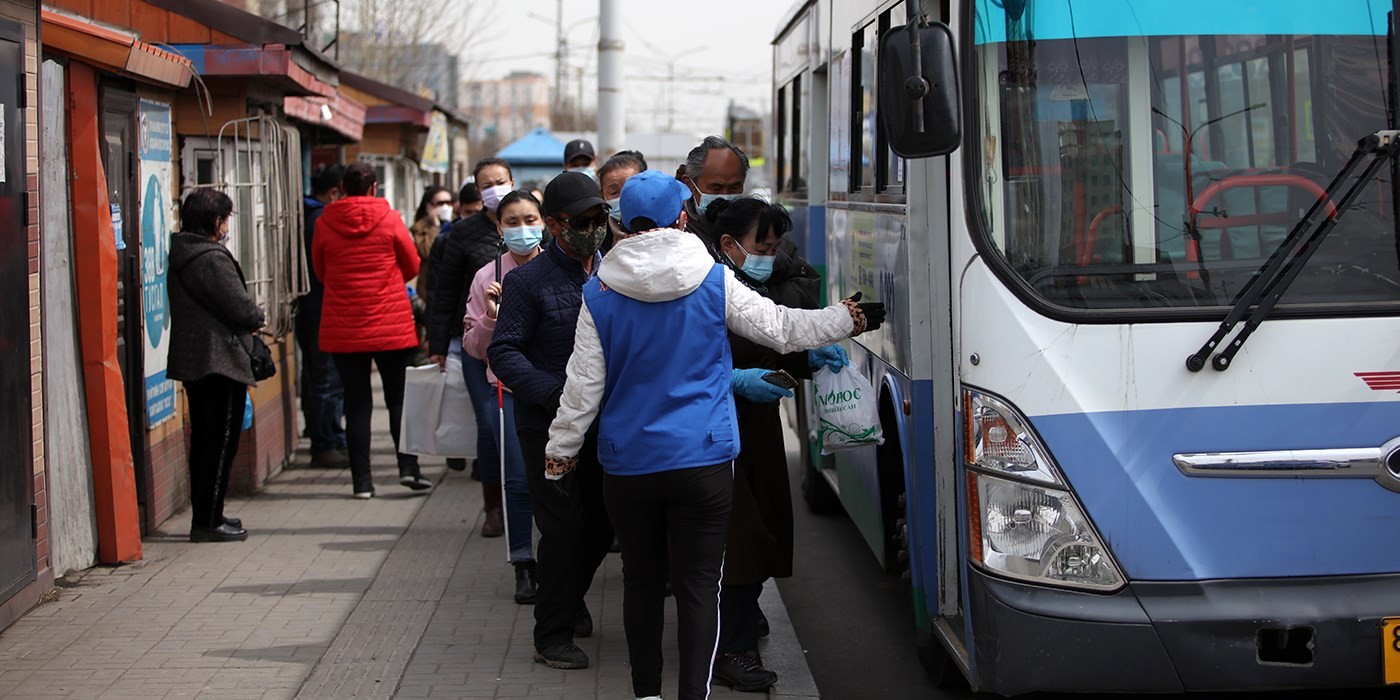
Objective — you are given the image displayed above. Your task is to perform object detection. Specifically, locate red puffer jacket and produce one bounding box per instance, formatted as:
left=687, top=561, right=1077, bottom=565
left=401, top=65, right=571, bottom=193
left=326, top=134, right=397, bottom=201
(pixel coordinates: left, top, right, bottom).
left=312, top=195, right=420, bottom=353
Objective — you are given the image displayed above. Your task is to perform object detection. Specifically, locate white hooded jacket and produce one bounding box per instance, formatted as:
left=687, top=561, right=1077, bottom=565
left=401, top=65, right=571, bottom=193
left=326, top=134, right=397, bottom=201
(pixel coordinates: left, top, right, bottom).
left=545, top=228, right=855, bottom=469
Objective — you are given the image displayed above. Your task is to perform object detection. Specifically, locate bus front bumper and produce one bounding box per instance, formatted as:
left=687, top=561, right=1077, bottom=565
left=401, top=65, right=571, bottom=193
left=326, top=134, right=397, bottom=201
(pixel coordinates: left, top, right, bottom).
left=966, top=567, right=1399, bottom=695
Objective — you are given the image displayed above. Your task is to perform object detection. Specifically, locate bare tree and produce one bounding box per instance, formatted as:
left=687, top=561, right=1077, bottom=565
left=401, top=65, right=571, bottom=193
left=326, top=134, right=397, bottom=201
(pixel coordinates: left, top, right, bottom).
left=338, top=0, right=497, bottom=103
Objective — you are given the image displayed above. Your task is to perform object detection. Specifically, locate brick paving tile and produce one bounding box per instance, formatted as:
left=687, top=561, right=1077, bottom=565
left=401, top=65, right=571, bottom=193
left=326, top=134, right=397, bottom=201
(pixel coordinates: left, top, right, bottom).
left=0, top=381, right=818, bottom=699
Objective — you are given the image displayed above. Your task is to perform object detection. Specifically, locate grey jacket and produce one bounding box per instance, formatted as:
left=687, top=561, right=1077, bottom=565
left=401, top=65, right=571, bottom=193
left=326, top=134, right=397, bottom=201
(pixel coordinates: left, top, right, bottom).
left=167, top=232, right=266, bottom=386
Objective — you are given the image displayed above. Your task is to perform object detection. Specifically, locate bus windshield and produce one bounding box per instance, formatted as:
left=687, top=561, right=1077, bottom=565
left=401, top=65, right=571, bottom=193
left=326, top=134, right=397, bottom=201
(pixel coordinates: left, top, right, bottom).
left=969, top=0, right=1400, bottom=314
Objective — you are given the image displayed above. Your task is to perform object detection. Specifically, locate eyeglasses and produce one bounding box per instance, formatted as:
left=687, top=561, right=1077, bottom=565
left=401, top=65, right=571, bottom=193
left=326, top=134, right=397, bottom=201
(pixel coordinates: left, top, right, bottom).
left=566, top=210, right=610, bottom=230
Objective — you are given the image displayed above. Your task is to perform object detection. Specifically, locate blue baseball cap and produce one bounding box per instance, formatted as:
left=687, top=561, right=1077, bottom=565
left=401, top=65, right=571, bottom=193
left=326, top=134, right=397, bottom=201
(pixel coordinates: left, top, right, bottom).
left=619, top=170, right=691, bottom=232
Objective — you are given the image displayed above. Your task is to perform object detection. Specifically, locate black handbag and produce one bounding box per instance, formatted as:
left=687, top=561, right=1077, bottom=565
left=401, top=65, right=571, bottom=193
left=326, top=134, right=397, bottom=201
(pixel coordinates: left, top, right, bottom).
left=244, top=333, right=278, bottom=381
left=177, top=249, right=277, bottom=381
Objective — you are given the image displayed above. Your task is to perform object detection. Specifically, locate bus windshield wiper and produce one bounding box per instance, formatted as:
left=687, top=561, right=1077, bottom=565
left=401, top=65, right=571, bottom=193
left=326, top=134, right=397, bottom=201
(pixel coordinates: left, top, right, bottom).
left=1186, top=130, right=1400, bottom=372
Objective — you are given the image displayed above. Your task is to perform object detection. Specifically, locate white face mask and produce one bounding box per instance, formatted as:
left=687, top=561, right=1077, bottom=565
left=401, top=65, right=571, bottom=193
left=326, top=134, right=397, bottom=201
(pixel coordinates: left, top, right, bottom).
left=568, top=166, right=596, bottom=180
left=480, top=184, right=513, bottom=212
left=606, top=196, right=622, bottom=220
left=434, top=204, right=454, bottom=222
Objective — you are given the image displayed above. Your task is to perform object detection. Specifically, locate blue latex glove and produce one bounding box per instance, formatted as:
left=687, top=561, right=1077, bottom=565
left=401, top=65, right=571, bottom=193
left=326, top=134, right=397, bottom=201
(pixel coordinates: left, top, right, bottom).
left=809, top=344, right=849, bottom=373
left=731, top=368, right=794, bottom=403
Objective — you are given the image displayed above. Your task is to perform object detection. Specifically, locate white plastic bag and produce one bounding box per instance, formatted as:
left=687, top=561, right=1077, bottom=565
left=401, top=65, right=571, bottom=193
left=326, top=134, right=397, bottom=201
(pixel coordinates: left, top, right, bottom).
left=812, top=366, right=884, bottom=454
left=400, top=357, right=478, bottom=458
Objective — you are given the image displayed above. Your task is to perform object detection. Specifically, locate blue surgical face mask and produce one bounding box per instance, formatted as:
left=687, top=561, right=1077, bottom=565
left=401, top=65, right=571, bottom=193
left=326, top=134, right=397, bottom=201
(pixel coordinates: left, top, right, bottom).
left=728, top=239, right=776, bottom=283
left=568, top=166, right=596, bottom=180
left=606, top=197, right=622, bottom=220
left=502, top=225, right=544, bottom=255
left=698, top=191, right=737, bottom=214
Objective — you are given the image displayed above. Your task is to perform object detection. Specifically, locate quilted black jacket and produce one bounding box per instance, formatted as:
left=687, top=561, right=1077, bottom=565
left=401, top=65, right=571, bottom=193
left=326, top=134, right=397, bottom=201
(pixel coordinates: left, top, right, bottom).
left=427, top=210, right=502, bottom=355
left=487, top=239, right=600, bottom=434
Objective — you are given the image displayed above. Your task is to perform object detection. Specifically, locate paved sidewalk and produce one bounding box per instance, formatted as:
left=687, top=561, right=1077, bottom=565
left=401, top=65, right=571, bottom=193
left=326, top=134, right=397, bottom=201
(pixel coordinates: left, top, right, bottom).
left=0, top=402, right=817, bottom=699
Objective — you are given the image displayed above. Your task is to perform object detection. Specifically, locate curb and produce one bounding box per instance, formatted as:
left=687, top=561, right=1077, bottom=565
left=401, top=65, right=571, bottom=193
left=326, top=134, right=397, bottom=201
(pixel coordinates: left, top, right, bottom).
left=760, top=581, right=821, bottom=699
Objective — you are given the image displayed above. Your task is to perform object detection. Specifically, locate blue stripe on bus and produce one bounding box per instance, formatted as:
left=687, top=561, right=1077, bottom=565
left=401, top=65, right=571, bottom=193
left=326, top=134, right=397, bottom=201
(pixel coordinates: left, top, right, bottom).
left=973, top=0, right=1389, bottom=45
left=1030, top=401, right=1400, bottom=581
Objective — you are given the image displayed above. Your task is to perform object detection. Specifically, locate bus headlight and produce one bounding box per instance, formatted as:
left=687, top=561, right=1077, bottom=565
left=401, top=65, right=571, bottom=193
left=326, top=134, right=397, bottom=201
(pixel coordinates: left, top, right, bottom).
left=970, top=473, right=1123, bottom=590
left=963, top=387, right=1124, bottom=592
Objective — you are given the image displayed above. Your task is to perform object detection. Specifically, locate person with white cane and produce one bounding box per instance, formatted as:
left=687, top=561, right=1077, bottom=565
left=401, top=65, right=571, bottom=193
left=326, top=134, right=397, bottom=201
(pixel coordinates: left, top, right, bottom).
left=488, top=173, right=613, bottom=670
left=462, top=190, right=543, bottom=603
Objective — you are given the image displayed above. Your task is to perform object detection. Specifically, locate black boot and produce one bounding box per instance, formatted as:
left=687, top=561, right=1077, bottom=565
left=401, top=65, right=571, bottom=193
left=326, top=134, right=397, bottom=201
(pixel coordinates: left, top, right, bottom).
left=713, top=650, right=778, bottom=692
left=514, top=561, right=537, bottom=604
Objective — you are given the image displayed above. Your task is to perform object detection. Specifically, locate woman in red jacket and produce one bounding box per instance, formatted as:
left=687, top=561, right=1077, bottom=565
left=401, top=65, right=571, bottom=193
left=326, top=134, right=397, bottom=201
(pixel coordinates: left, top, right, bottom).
left=312, top=162, right=432, bottom=498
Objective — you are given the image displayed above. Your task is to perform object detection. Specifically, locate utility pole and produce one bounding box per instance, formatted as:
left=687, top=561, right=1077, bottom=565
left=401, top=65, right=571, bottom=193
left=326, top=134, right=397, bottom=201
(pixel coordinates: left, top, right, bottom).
left=554, top=0, right=565, bottom=117
left=598, top=0, right=625, bottom=155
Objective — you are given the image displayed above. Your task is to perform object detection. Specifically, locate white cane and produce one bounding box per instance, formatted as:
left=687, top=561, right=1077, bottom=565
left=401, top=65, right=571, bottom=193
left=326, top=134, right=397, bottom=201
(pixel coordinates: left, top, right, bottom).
left=494, top=244, right=511, bottom=564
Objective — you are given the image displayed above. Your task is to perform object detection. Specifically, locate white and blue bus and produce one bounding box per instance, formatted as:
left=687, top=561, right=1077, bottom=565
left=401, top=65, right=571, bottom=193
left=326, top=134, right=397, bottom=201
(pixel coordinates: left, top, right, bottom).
left=774, top=0, right=1400, bottom=692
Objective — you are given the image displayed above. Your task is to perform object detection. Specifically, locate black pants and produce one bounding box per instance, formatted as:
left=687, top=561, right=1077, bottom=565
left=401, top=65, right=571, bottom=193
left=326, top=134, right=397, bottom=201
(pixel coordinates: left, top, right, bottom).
left=294, top=310, right=345, bottom=454
left=519, top=426, right=613, bottom=650
left=718, top=581, right=764, bottom=653
left=184, top=374, right=248, bottom=529
left=605, top=462, right=733, bottom=700
left=331, top=348, right=419, bottom=493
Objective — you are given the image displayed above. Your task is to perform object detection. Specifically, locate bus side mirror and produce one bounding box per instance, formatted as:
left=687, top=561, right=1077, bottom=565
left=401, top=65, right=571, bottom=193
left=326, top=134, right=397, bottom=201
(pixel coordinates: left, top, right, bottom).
left=878, top=21, right=961, bottom=158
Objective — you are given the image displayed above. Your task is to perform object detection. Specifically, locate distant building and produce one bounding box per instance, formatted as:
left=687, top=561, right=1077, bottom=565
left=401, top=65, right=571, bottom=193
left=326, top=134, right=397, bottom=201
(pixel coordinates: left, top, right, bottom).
left=727, top=101, right=765, bottom=163
left=461, top=72, right=551, bottom=153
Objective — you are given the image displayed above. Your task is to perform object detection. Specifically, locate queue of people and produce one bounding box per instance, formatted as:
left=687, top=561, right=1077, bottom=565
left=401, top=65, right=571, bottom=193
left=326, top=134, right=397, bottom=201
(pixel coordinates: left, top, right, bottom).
left=170, top=136, right=884, bottom=700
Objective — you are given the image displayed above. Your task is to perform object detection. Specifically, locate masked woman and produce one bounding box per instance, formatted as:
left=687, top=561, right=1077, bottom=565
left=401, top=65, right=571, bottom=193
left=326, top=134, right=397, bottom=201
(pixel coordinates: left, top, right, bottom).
left=703, top=197, right=849, bottom=691
left=463, top=190, right=543, bottom=604
left=167, top=188, right=266, bottom=542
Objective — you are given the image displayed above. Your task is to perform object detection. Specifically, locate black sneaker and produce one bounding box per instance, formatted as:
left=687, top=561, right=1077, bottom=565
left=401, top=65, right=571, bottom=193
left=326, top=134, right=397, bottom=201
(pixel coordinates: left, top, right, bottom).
left=573, top=604, right=593, bottom=638
left=756, top=611, right=769, bottom=638
left=533, top=642, right=589, bottom=669
left=399, top=474, right=433, bottom=490
left=712, top=650, right=777, bottom=692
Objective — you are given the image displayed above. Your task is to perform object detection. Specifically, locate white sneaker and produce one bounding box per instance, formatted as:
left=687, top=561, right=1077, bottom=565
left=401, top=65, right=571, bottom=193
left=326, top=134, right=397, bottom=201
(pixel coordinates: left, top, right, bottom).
left=636, top=696, right=663, bottom=700
left=353, top=491, right=374, bottom=500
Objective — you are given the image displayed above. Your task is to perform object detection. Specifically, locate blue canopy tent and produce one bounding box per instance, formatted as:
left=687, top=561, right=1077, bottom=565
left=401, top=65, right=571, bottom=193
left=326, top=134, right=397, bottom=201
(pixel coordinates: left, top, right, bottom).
left=496, top=127, right=567, bottom=187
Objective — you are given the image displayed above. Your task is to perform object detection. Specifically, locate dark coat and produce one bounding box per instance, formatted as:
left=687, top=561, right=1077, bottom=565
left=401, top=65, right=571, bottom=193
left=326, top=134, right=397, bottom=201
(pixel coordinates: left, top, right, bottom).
left=167, top=232, right=266, bottom=386
left=487, top=239, right=600, bottom=434
left=723, top=251, right=822, bottom=585
left=427, top=210, right=501, bottom=355
left=300, top=196, right=328, bottom=318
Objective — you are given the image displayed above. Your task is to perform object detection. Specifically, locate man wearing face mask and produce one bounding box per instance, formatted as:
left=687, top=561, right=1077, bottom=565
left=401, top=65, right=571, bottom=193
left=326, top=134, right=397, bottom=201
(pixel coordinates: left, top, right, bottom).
left=680, top=135, right=749, bottom=254
left=488, top=172, right=614, bottom=671
left=563, top=138, right=597, bottom=180
left=429, top=157, right=515, bottom=536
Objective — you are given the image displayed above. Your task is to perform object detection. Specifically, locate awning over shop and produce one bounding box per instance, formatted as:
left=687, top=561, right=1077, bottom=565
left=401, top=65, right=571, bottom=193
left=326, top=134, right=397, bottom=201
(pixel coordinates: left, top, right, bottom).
left=167, top=43, right=328, bottom=97
left=497, top=127, right=567, bottom=165
left=284, top=89, right=367, bottom=143
left=42, top=10, right=195, bottom=89
left=340, top=71, right=434, bottom=127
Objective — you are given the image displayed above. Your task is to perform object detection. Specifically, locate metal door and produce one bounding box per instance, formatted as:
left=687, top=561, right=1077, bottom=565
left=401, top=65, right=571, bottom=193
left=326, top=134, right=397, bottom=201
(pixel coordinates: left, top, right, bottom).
left=0, top=29, right=35, bottom=603
left=100, top=89, right=146, bottom=515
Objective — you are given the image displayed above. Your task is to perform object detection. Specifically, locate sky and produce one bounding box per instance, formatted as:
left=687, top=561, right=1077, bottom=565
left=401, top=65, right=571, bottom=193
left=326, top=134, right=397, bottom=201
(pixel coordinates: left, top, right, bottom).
left=464, top=0, right=793, bottom=136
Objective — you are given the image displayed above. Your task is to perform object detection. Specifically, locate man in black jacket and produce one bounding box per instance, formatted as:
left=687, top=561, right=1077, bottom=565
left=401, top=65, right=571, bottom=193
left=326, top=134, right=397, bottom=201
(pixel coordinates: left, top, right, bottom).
left=427, top=157, right=513, bottom=536
left=488, top=172, right=613, bottom=670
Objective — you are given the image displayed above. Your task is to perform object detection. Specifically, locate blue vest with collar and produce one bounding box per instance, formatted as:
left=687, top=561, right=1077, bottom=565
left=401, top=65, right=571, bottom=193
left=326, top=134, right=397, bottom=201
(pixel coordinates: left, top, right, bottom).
left=583, top=263, right=738, bottom=475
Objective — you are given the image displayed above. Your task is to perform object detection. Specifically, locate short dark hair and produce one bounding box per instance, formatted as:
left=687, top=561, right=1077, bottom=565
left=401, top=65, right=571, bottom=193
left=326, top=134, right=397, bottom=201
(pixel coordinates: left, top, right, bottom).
left=180, top=187, right=234, bottom=238
left=705, top=196, right=791, bottom=247
left=497, top=190, right=542, bottom=216
left=311, top=163, right=344, bottom=196
left=342, top=162, right=377, bottom=196
left=473, top=156, right=513, bottom=182
left=599, top=151, right=647, bottom=183
left=459, top=182, right=481, bottom=204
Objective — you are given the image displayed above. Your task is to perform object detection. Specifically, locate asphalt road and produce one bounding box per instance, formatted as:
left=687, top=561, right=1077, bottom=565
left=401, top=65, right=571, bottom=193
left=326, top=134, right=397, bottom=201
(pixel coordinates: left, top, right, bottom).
left=774, top=438, right=1399, bottom=700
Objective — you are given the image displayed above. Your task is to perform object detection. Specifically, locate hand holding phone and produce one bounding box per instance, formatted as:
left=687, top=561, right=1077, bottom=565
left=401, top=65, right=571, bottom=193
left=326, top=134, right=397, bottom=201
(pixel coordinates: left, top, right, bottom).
left=761, top=370, right=799, bottom=391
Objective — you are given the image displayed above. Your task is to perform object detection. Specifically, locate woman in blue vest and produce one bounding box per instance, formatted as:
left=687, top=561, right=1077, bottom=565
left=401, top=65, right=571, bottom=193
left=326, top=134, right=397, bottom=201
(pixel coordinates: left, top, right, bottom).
left=544, top=170, right=885, bottom=700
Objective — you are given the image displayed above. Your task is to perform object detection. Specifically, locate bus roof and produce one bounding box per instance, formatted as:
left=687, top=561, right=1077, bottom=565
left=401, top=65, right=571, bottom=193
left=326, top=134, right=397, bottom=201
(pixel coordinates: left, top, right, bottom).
left=974, top=0, right=1389, bottom=45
